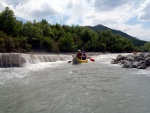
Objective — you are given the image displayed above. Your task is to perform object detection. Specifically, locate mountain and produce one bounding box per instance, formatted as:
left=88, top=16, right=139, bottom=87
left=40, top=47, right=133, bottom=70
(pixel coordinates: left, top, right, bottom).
left=88, top=24, right=147, bottom=47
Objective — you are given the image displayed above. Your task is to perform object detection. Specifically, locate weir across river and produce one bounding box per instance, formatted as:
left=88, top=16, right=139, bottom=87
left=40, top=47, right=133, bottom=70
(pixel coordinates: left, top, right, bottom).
left=0, top=53, right=72, bottom=68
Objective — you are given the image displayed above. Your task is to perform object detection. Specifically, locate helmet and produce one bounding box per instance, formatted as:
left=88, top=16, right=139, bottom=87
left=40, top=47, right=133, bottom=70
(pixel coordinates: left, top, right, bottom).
left=78, top=50, right=81, bottom=52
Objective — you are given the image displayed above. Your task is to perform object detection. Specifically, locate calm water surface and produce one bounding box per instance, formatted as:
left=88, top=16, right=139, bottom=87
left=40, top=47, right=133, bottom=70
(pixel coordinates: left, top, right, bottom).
left=0, top=54, right=150, bottom=113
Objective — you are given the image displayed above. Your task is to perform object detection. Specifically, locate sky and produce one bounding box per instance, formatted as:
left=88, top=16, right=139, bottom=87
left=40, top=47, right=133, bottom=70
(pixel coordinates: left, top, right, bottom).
left=0, top=0, right=150, bottom=41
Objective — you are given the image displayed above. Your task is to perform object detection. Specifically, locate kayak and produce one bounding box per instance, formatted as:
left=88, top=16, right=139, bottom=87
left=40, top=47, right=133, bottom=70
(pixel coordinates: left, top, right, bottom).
left=72, top=57, right=88, bottom=64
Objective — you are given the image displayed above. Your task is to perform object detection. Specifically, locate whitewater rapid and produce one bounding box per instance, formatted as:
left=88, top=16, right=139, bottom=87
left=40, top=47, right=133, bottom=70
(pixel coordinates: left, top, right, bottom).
left=0, top=53, right=150, bottom=81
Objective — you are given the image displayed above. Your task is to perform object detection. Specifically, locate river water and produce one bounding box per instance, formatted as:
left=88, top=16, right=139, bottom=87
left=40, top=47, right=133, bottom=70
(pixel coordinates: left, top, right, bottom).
left=0, top=53, right=150, bottom=113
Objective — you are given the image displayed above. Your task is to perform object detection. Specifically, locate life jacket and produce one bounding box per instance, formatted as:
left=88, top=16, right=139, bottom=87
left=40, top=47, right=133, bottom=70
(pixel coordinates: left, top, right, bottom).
left=82, top=52, right=86, bottom=58
left=76, top=52, right=82, bottom=59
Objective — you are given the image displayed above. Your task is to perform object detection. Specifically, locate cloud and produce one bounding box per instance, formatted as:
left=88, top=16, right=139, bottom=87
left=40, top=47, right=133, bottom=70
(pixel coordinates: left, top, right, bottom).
left=66, top=0, right=74, bottom=9
left=1, top=0, right=28, bottom=4
left=0, top=1, right=7, bottom=11
left=124, top=25, right=150, bottom=41
left=82, top=2, right=135, bottom=26
left=0, top=0, right=150, bottom=41
left=64, top=0, right=94, bottom=25
left=8, top=0, right=66, bottom=23
left=138, top=0, right=150, bottom=22
left=94, top=0, right=130, bottom=11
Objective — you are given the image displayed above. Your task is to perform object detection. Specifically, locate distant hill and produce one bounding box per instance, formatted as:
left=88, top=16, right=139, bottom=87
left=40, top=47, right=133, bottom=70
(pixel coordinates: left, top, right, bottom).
left=87, top=24, right=147, bottom=47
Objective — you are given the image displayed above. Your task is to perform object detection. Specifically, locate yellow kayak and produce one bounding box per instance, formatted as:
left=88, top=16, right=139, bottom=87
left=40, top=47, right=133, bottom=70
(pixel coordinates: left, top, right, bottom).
left=77, top=58, right=88, bottom=63
left=72, top=57, right=88, bottom=64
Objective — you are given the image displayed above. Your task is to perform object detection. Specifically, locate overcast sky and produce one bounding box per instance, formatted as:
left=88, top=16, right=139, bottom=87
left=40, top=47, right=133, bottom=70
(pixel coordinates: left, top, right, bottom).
left=0, top=0, right=150, bottom=41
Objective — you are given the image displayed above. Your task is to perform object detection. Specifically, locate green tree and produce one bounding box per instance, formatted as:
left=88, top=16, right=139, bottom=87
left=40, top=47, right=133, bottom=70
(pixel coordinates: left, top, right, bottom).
left=141, top=42, right=150, bottom=52
left=0, top=38, right=5, bottom=52
left=59, top=33, right=76, bottom=52
left=0, top=7, right=17, bottom=35
left=13, top=21, right=23, bottom=37
left=41, top=22, right=53, bottom=37
left=43, top=37, right=53, bottom=52
left=21, top=22, right=43, bottom=50
left=80, top=28, right=93, bottom=43
left=0, top=7, right=138, bottom=53
left=14, top=37, right=32, bottom=52
left=4, top=37, right=15, bottom=52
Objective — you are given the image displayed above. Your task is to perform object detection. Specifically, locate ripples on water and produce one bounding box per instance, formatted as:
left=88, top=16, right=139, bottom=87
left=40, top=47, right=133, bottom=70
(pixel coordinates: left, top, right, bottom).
left=0, top=54, right=150, bottom=113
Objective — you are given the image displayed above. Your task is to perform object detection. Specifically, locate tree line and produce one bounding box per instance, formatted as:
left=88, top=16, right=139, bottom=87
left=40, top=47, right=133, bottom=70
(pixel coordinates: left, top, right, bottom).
left=0, top=7, right=149, bottom=53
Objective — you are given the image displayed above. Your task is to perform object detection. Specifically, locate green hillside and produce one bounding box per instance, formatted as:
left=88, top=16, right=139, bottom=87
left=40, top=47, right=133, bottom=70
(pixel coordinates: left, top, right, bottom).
left=88, top=24, right=147, bottom=47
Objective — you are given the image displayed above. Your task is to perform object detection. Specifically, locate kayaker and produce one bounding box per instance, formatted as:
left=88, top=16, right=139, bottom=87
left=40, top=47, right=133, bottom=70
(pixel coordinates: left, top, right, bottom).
left=81, top=51, right=87, bottom=60
left=76, top=50, right=82, bottom=59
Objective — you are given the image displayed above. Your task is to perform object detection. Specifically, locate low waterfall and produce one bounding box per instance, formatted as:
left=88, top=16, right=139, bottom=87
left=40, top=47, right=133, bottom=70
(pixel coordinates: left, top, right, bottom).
left=0, top=53, right=72, bottom=68
left=0, top=54, right=3, bottom=68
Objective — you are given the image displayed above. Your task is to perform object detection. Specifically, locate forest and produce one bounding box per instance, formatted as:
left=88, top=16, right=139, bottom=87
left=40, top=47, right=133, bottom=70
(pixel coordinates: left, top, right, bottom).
left=0, top=7, right=150, bottom=53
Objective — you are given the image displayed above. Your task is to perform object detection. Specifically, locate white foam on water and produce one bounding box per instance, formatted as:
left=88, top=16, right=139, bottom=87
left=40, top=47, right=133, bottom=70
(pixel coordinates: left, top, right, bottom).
left=133, top=68, right=150, bottom=76
left=95, top=54, right=119, bottom=65
left=96, top=53, right=132, bottom=60
left=96, top=53, right=149, bottom=72
left=0, top=53, right=72, bottom=85
left=25, top=61, right=65, bottom=71
left=21, top=54, right=72, bottom=67
left=97, top=53, right=150, bottom=76
left=0, top=61, right=66, bottom=84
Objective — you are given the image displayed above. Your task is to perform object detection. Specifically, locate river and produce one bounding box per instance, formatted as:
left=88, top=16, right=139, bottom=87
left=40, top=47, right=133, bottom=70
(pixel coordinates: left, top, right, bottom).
left=0, top=53, right=150, bottom=113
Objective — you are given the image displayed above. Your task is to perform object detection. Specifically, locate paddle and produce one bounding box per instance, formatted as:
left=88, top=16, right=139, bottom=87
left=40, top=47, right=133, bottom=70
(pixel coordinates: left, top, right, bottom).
left=68, top=61, right=72, bottom=63
left=90, top=58, right=95, bottom=62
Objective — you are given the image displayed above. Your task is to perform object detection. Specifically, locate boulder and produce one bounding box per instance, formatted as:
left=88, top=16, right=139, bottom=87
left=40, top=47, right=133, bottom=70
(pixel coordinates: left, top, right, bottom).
left=138, top=63, right=147, bottom=69
left=122, top=60, right=132, bottom=68
left=145, top=57, right=150, bottom=66
left=111, top=59, right=118, bottom=64
left=125, top=55, right=134, bottom=62
left=144, top=53, right=150, bottom=59
left=116, top=55, right=123, bottom=61
left=133, top=54, right=144, bottom=61
left=132, top=61, right=139, bottom=68
left=111, top=53, right=150, bottom=69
